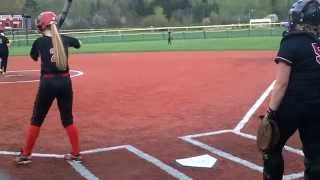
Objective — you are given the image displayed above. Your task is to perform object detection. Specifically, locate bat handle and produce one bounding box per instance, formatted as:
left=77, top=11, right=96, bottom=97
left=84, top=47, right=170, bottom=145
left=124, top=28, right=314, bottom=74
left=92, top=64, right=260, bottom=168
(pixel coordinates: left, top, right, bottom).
left=58, top=0, right=73, bottom=29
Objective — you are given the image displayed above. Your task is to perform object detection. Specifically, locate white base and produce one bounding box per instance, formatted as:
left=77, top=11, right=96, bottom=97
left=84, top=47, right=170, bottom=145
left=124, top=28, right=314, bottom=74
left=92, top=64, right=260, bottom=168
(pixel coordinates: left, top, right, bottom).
left=176, top=154, right=217, bottom=168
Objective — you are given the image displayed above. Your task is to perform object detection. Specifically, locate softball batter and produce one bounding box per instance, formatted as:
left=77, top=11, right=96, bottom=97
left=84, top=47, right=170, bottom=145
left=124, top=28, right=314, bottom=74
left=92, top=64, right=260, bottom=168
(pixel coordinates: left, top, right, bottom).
left=16, top=11, right=81, bottom=164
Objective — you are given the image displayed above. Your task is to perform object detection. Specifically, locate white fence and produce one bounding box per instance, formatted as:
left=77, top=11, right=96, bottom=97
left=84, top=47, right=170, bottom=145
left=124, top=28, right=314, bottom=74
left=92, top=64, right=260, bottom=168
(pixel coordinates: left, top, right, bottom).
left=10, top=22, right=285, bottom=46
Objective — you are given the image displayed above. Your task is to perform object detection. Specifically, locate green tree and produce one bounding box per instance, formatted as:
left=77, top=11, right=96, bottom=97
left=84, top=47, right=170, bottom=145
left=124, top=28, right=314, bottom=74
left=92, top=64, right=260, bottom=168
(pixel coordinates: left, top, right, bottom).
left=190, top=0, right=219, bottom=23
left=25, top=0, right=298, bottom=28
left=271, top=0, right=277, bottom=13
left=134, top=0, right=154, bottom=16
left=143, top=6, right=168, bottom=26
left=0, top=0, right=25, bottom=13
left=22, top=0, right=39, bottom=17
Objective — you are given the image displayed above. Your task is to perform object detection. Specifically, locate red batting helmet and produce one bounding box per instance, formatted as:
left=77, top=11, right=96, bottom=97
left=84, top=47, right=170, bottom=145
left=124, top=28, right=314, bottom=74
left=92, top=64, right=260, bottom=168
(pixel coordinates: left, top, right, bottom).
left=36, top=11, right=57, bottom=31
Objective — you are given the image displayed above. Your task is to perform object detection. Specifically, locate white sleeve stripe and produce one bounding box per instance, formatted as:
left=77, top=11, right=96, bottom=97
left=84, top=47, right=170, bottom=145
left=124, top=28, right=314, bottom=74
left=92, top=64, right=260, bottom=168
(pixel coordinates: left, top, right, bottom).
left=275, top=56, right=293, bottom=64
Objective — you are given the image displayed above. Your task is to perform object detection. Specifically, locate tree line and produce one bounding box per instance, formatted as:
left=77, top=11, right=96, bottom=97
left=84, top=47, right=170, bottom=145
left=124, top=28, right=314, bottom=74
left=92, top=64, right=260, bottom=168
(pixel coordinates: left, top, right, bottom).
left=2, top=0, right=297, bottom=29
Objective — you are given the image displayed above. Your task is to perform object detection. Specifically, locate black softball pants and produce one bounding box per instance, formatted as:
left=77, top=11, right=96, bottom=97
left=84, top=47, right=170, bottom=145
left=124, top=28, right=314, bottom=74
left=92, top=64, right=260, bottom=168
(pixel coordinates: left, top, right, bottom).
left=263, top=99, right=320, bottom=180
left=31, top=75, right=74, bottom=128
left=0, top=54, right=8, bottom=72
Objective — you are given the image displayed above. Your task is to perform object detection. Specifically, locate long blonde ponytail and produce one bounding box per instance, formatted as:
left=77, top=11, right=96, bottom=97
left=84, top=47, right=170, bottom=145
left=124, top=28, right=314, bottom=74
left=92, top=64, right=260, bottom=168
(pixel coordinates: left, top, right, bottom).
left=50, top=23, right=67, bottom=71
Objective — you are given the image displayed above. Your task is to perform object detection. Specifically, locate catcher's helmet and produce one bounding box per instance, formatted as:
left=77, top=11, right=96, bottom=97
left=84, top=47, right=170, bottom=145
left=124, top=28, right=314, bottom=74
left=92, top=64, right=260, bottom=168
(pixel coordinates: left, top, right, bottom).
left=289, top=0, right=320, bottom=31
left=36, top=11, right=57, bottom=31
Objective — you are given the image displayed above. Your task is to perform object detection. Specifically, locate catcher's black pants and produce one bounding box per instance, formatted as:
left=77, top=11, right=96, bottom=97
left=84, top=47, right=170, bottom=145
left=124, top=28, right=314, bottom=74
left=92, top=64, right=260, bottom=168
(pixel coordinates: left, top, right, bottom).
left=0, top=53, right=8, bottom=73
left=31, top=74, right=74, bottom=128
left=263, top=99, right=320, bottom=180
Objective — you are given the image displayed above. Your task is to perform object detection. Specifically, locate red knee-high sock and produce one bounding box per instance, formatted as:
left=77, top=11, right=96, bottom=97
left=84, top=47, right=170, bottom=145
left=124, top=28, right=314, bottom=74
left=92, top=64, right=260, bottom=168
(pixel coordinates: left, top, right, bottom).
left=22, top=125, right=40, bottom=156
left=65, top=124, right=80, bottom=155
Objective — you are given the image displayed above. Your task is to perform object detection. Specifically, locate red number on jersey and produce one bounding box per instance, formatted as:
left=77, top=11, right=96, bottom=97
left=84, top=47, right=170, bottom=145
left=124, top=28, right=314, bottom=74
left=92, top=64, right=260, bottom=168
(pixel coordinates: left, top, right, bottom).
left=49, top=48, right=56, bottom=63
left=312, top=43, right=320, bottom=64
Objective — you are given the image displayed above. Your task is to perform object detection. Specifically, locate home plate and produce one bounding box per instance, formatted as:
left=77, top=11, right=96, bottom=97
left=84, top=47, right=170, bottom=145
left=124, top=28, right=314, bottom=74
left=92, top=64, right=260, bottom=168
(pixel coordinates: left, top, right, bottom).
left=176, top=154, right=217, bottom=168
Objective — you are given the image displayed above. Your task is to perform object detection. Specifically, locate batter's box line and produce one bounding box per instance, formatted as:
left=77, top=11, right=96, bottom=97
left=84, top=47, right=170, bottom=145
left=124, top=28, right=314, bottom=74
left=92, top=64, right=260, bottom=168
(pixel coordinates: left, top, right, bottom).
left=178, top=81, right=304, bottom=179
left=181, top=130, right=303, bottom=157
left=0, top=69, right=84, bottom=84
left=180, top=130, right=304, bottom=180
left=0, top=145, right=192, bottom=180
left=234, top=81, right=275, bottom=132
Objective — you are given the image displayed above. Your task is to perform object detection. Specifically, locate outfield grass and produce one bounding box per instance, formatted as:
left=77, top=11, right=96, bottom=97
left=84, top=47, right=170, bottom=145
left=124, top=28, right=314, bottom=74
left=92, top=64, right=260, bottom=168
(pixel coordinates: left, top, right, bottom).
left=9, top=36, right=282, bottom=56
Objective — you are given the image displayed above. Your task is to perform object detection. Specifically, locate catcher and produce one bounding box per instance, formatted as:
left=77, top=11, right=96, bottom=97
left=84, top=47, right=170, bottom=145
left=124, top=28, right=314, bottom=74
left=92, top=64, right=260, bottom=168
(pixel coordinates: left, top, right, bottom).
left=257, top=0, right=320, bottom=179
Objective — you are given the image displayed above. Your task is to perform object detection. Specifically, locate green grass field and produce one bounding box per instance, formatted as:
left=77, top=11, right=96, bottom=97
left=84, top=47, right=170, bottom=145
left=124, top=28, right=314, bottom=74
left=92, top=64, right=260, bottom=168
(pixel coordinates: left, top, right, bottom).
left=10, top=36, right=281, bottom=56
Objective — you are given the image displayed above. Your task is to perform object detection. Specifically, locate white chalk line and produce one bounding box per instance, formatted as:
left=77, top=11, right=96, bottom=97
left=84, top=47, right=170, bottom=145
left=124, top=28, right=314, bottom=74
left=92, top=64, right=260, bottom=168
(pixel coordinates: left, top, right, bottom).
left=180, top=135, right=263, bottom=172
left=0, top=145, right=192, bottom=180
left=283, top=172, right=304, bottom=180
left=180, top=131, right=304, bottom=179
left=233, top=81, right=275, bottom=132
left=76, top=145, right=192, bottom=180
left=0, top=151, right=64, bottom=158
left=3, top=75, right=24, bottom=78
left=234, top=131, right=304, bottom=156
left=126, top=145, right=192, bottom=180
left=0, top=150, right=99, bottom=180
left=80, top=145, right=127, bottom=155
left=67, top=161, right=99, bottom=180
left=180, top=129, right=233, bottom=139
left=179, top=81, right=304, bottom=180
left=0, top=69, right=84, bottom=84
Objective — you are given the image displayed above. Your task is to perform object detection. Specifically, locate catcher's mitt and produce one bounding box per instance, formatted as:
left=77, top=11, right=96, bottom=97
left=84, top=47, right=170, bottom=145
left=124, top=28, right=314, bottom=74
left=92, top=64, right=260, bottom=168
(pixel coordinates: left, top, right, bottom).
left=256, top=108, right=280, bottom=153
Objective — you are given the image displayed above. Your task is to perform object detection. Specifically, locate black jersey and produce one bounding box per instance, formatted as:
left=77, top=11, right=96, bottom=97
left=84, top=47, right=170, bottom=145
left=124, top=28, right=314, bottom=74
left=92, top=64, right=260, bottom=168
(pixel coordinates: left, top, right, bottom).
left=30, top=35, right=80, bottom=75
left=0, top=34, right=9, bottom=54
left=275, top=32, right=320, bottom=102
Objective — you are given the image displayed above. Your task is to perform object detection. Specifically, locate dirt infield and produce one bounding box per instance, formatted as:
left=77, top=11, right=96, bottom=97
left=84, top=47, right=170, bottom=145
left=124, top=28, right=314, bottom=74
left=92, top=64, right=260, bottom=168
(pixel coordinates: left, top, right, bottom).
left=0, top=51, right=304, bottom=179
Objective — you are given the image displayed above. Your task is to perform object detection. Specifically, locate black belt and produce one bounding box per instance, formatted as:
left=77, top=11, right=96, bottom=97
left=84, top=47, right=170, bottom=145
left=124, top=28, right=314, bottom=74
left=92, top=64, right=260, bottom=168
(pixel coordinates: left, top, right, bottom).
left=42, top=73, right=70, bottom=79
